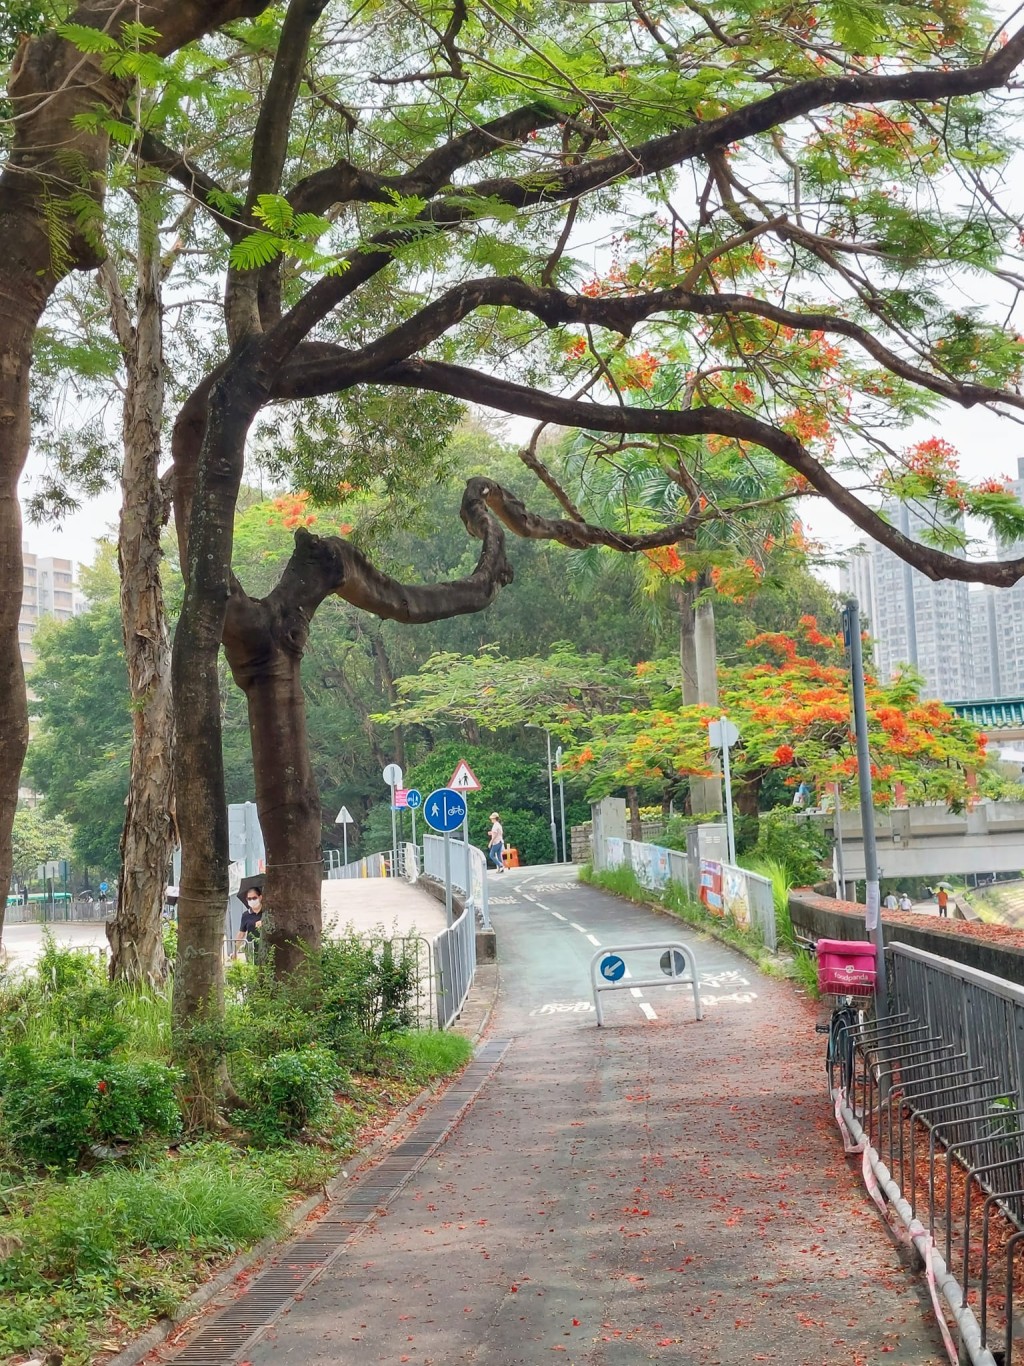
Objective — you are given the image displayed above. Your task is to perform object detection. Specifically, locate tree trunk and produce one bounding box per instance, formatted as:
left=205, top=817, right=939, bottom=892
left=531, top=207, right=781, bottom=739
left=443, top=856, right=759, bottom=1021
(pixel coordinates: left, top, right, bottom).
left=675, top=577, right=722, bottom=816
left=224, top=592, right=322, bottom=983
left=626, top=785, right=642, bottom=841
left=170, top=375, right=261, bottom=1126
left=0, top=300, right=36, bottom=950
left=103, top=215, right=174, bottom=985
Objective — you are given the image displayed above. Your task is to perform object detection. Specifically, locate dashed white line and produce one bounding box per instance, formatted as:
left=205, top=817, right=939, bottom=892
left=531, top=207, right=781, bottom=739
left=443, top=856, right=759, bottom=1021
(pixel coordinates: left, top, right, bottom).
left=551, top=911, right=567, bottom=921
left=639, top=1002, right=658, bottom=1021
left=586, top=934, right=601, bottom=946
left=630, top=987, right=643, bottom=999
left=570, top=922, right=587, bottom=933
left=535, top=903, right=550, bottom=911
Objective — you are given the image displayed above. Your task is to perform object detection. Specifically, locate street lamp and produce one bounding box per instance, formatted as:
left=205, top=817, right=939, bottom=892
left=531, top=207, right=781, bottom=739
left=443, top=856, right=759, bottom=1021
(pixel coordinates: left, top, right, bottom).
left=526, top=724, right=559, bottom=862
left=554, top=745, right=568, bottom=863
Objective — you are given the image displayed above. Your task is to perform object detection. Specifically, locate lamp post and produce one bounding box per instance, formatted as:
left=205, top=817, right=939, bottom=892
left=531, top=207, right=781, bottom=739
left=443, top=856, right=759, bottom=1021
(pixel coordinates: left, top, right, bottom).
left=555, top=745, right=568, bottom=862
left=527, top=724, right=559, bottom=862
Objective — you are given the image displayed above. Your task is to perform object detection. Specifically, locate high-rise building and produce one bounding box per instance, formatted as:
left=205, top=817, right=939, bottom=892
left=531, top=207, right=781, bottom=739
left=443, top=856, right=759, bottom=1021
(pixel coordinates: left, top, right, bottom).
left=840, top=501, right=972, bottom=700
left=989, top=457, right=1024, bottom=697
left=969, top=587, right=1001, bottom=700
left=19, top=550, right=79, bottom=666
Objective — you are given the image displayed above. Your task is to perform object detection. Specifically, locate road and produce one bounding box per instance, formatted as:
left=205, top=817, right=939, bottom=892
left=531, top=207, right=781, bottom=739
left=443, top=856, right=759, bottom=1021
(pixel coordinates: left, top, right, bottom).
left=188, top=864, right=945, bottom=1365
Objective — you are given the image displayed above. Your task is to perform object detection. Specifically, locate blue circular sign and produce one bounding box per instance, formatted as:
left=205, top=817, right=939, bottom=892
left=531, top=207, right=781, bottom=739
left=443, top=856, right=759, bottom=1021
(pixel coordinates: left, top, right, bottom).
left=406, top=789, right=422, bottom=810
left=600, top=954, right=626, bottom=983
left=422, top=787, right=467, bottom=833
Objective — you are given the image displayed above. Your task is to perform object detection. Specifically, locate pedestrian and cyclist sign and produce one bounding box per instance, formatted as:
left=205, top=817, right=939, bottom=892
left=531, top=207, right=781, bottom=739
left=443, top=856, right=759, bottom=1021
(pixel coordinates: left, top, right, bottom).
left=423, top=788, right=467, bottom=833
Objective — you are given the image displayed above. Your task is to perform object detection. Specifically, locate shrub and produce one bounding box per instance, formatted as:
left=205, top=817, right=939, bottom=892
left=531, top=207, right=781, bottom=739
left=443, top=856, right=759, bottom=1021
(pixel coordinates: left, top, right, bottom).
left=752, top=810, right=829, bottom=886
left=242, top=1047, right=340, bottom=1144
left=316, top=934, right=418, bottom=1049
left=0, top=1049, right=181, bottom=1167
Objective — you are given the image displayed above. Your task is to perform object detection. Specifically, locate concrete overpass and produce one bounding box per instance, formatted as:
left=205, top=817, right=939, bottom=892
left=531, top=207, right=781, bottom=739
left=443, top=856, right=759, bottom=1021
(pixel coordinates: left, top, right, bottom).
left=818, top=801, right=1024, bottom=880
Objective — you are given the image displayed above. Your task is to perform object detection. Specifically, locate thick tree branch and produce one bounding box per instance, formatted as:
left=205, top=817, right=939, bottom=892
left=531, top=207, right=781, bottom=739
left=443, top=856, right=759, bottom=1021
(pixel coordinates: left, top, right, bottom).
left=375, top=358, right=1024, bottom=587
left=224, top=484, right=513, bottom=681
left=225, top=0, right=331, bottom=342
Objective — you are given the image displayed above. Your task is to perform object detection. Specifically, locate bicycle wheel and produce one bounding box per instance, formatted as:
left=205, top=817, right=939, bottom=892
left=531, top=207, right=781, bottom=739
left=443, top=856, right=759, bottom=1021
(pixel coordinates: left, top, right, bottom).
left=828, top=1006, right=858, bottom=1094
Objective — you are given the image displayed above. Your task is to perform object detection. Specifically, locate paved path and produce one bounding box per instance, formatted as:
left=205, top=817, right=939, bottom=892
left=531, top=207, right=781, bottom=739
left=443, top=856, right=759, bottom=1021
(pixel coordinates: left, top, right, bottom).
left=173, top=865, right=944, bottom=1365
left=1, top=878, right=444, bottom=975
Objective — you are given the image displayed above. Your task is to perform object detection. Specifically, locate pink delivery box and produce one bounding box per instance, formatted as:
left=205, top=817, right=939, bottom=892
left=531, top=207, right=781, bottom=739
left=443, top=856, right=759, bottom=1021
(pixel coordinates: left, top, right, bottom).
left=816, top=939, right=877, bottom=997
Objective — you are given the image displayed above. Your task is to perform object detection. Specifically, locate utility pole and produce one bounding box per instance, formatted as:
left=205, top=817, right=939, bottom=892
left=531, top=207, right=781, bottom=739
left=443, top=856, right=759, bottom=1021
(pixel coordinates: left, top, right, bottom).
left=842, top=599, right=886, bottom=1023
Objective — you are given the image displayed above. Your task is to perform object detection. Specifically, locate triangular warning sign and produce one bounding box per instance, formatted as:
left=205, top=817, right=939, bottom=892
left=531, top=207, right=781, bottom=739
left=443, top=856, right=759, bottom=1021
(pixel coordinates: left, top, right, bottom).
left=449, top=759, right=482, bottom=791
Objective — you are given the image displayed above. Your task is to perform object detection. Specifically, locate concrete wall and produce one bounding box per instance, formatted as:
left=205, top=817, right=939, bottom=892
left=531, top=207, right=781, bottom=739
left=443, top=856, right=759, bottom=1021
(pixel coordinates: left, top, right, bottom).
left=790, top=889, right=1024, bottom=983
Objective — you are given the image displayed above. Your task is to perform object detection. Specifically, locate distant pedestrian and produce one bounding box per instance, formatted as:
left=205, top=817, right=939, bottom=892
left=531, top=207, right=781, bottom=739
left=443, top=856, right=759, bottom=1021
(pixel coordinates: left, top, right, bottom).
left=883, top=891, right=898, bottom=912
left=936, top=886, right=949, bottom=918
left=487, top=813, right=505, bottom=873
left=899, top=892, right=913, bottom=912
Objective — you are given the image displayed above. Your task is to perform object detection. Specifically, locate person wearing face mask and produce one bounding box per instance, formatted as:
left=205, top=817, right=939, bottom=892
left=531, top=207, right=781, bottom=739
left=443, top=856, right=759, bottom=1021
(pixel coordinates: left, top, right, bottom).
left=234, top=886, right=263, bottom=956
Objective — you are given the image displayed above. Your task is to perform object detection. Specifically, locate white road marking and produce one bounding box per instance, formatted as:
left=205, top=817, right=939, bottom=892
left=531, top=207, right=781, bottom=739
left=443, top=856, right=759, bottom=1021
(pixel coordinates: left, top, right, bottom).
left=630, top=987, right=643, bottom=999
left=535, top=903, right=549, bottom=911
left=586, top=934, right=601, bottom=946
left=570, top=922, right=587, bottom=933
left=529, top=1001, right=595, bottom=1015
left=522, top=893, right=537, bottom=902
left=639, top=1002, right=658, bottom=1021
left=551, top=911, right=566, bottom=921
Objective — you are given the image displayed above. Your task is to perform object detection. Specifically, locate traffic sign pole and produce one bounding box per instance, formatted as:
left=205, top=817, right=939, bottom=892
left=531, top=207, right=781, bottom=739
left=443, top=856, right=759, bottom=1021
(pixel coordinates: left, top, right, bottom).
left=443, top=831, right=453, bottom=925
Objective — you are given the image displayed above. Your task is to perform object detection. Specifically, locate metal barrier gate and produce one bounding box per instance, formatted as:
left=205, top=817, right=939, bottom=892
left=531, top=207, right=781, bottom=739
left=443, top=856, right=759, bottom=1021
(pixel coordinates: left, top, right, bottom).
left=589, top=942, right=703, bottom=1026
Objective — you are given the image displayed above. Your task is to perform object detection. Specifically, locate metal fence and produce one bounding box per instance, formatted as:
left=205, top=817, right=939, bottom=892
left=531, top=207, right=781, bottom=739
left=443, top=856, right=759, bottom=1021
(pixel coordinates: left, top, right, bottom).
left=325, top=852, right=390, bottom=880
left=600, top=836, right=777, bottom=952
left=837, top=943, right=1024, bottom=1366
left=4, top=898, right=110, bottom=925
left=422, top=834, right=491, bottom=930
left=433, top=902, right=477, bottom=1029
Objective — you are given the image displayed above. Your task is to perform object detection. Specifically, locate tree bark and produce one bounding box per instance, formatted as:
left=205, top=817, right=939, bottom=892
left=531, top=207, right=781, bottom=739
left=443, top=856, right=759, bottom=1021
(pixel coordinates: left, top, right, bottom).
left=102, top=216, right=174, bottom=986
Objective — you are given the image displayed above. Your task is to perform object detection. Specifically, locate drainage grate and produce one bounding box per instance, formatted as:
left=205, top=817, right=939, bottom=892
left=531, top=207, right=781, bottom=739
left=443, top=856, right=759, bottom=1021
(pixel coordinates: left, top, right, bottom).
left=166, top=1038, right=511, bottom=1366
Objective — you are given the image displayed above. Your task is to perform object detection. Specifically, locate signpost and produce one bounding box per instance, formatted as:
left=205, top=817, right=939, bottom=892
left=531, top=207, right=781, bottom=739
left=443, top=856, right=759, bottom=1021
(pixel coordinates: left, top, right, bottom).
left=406, top=788, right=421, bottom=849
left=708, top=717, right=740, bottom=865
left=423, top=787, right=467, bottom=924
left=382, top=763, right=403, bottom=876
left=335, top=804, right=354, bottom=867
left=449, top=760, right=481, bottom=896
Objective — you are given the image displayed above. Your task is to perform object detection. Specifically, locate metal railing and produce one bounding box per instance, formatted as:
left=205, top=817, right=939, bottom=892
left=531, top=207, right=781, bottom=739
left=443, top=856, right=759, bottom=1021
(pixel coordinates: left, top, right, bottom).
left=325, top=851, right=390, bottom=880
left=836, top=943, right=1024, bottom=1366
left=4, top=897, right=111, bottom=924
left=433, top=901, right=477, bottom=1029
left=422, top=834, right=491, bottom=930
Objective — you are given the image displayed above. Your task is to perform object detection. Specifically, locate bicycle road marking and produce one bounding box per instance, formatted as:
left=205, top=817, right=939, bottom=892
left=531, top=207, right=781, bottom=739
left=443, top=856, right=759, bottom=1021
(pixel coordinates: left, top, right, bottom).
left=529, top=1001, right=595, bottom=1015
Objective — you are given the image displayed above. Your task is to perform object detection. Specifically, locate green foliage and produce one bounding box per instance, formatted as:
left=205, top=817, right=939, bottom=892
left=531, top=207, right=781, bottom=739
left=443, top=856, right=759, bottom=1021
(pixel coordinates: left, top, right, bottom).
left=751, top=812, right=830, bottom=888
left=10, top=807, right=73, bottom=886
left=241, top=1047, right=340, bottom=1144
left=0, top=1049, right=181, bottom=1167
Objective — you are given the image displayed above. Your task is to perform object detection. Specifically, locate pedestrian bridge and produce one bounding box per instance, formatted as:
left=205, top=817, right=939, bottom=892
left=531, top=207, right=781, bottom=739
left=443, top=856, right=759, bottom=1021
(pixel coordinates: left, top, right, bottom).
left=819, top=801, right=1024, bottom=880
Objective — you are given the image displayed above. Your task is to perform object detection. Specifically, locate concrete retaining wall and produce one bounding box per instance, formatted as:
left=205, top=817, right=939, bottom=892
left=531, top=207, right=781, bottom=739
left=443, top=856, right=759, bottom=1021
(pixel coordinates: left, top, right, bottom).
left=789, top=889, right=1024, bottom=982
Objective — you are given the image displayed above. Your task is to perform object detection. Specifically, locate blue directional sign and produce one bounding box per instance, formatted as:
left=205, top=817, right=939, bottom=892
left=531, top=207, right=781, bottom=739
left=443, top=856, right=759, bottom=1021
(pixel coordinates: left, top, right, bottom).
left=599, top=954, right=626, bottom=983
left=422, top=787, right=467, bottom=833
left=405, top=789, right=422, bottom=810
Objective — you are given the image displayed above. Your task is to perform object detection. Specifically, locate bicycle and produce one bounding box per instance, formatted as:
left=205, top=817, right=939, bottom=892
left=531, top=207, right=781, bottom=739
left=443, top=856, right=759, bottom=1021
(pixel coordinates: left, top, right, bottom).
left=812, top=938, right=876, bottom=1097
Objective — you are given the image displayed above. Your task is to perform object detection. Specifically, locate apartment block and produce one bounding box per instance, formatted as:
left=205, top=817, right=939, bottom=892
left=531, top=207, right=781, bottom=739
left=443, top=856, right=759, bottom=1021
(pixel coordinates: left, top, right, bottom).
left=19, top=550, right=79, bottom=666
